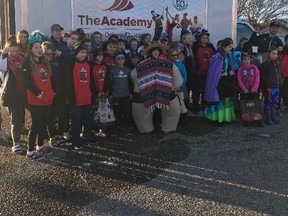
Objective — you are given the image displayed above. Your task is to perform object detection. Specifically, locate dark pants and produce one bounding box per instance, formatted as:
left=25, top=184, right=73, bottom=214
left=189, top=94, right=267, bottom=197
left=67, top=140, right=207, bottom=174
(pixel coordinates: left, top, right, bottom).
left=281, top=77, right=288, bottom=107
left=48, top=93, right=70, bottom=138
left=112, top=96, right=131, bottom=128
left=153, top=26, right=163, bottom=41
left=28, top=105, right=51, bottom=151
left=71, top=105, right=93, bottom=147
left=192, top=74, right=207, bottom=111
left=7, top=106, right=24, bottom=144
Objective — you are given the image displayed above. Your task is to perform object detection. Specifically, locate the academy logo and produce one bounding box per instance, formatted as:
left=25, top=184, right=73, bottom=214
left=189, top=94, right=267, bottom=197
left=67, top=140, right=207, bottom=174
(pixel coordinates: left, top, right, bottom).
left=172, top=0, right=188, bottom=11
left=103, top=0, right=134, bottom=11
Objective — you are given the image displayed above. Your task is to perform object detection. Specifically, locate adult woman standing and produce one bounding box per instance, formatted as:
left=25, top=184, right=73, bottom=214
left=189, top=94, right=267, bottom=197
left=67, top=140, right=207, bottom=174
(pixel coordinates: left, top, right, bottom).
left=22, top=33, right=55, bottom=160
left=130, top=42, right=183, bottom=134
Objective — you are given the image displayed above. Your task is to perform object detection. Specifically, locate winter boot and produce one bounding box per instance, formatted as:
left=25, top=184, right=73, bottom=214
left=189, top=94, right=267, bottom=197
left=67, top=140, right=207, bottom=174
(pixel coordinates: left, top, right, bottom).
left=264, top=110, right=273, bottom=125
left=270, top=108, right=281, bottom=124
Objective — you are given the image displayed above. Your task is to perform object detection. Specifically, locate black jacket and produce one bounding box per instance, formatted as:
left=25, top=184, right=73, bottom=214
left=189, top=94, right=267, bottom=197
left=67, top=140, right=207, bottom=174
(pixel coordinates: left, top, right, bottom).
left=250, top=32, right=283, bottom=53
left=260, top=60, right=283, bottom=89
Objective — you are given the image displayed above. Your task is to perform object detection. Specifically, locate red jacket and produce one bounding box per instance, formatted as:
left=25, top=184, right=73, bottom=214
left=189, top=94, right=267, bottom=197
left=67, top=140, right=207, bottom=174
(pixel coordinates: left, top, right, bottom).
left=73, top=61, right=92, bottom=105
left=282, top=55, right=288, bottom=77
left=26, top=64, right=55, bottom=106
left=196, top=45, right=215, bottom=75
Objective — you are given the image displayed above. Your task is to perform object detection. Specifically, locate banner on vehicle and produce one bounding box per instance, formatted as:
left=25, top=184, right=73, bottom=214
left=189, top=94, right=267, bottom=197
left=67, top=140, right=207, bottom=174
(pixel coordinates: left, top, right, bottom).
left=72, top=0, right=207, bottom=42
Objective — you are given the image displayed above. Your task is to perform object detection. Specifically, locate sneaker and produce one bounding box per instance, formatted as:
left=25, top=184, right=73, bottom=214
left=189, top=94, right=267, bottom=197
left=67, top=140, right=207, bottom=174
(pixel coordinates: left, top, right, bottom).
left=11, top=143, right=24, bottom=154
left=95, top=129, right=106, bottom=137
left=196, top=110, right=204, bottom=118
left=0, top=130, right=10, bottom=140
left=187, top=110, right=196, bottom=117
left=57, top=137, right=66, bottom=147
left=49, top=137, right=58, bottom=147
left=26, top=151, right=45, bottom=160
left=37, top=146, right=53, bottom=155
left=63, top=132, right=70, bottom=141
left=83, top=138, right=99, bottom=145
left=74, top=145, right=84, bottom=150
left=123, top=128, right=133, bottom=136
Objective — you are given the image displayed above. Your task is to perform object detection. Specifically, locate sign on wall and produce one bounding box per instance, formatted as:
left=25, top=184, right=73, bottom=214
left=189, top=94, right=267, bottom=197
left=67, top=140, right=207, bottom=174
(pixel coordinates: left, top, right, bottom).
left=72, top=0, right=207, bottom=42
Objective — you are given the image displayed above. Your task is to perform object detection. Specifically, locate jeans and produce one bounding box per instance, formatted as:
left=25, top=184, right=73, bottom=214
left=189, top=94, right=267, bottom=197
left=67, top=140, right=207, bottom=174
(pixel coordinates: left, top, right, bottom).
left=7, top=106, right=24, bottom=144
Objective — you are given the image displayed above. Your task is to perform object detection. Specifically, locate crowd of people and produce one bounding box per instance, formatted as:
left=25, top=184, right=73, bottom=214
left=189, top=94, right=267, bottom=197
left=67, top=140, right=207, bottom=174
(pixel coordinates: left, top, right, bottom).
left=0, top=20, right=287, bottom=160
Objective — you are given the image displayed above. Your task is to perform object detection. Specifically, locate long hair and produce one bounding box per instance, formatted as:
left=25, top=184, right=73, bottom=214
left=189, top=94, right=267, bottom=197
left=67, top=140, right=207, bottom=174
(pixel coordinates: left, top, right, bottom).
left=16, top=29, right=29, bottom=45
left=26, top=42, right=51, bottom=75
left=266, top=46, right=278, bottom=61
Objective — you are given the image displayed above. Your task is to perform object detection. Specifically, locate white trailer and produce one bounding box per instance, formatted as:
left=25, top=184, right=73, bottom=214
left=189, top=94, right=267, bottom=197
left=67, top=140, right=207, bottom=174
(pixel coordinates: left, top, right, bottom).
left=13, top=0, right=237, bottom=46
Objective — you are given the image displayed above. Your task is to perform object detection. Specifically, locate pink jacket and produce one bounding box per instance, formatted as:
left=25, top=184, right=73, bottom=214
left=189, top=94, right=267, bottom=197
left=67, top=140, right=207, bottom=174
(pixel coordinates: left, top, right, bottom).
left=237, top=64, right=260, bottom=93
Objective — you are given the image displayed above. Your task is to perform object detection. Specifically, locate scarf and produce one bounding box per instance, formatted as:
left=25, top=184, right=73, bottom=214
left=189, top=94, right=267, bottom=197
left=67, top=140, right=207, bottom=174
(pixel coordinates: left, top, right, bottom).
left=136, top=58, right=173, bottom=111
left=7, top=55, right=25, bottom=90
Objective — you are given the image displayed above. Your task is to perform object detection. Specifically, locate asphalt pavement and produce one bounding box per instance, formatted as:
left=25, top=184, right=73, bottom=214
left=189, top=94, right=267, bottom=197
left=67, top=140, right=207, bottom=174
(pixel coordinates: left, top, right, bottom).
left=0, top=110, right=288, bottom=215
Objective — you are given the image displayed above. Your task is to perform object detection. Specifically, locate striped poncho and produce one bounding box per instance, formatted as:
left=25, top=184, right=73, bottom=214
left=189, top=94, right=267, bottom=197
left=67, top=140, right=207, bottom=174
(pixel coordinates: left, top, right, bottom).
left=136, top=58, right=173, bottom=111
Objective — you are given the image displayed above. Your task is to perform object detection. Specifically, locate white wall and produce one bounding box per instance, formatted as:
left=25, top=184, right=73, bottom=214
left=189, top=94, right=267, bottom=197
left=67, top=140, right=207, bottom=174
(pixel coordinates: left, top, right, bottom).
left=207, top=0, right=237, bottom=46
left=14, top=0, right=237, bottom=46
left=15, top=0, right=72, bottom=36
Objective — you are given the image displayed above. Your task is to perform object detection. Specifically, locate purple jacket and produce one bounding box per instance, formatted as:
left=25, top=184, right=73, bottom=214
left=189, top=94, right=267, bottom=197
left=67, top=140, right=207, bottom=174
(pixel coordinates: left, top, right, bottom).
left=204, top=52, right=235, bottom=102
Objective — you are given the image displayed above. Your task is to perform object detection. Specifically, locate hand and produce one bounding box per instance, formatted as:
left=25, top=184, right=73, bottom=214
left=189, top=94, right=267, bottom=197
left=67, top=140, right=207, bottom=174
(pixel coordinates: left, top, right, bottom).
left=244, top=89, right=249, bottom=94
left=222, top=72, right=228, bottom=76
left=229, top=71, right=234, bottom=76
left=54, top=50, right=62, bottom=57
left=2, top=47, right=16, bottom=55
left=36, top=92, right=43, bottom=99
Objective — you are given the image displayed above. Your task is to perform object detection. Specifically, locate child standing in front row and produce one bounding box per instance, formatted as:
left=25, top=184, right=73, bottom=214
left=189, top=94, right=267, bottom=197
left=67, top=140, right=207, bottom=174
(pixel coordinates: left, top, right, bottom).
left=65, top=41, right=99, bottom=150
left=260, top=46, right=283, bottom=125
left=109, top=53, right=133, bottom=136
left=237, top=53, right=262, bottom=125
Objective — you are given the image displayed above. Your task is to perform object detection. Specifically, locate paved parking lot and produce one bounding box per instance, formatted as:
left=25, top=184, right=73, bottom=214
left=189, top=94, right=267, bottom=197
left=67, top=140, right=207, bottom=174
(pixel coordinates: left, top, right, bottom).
left=0, top=112, right=288, bottom=215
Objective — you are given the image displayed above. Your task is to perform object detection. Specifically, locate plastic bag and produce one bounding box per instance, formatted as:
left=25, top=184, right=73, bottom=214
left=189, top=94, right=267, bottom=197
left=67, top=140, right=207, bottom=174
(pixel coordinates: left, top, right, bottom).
left=94, top=97, right=115, bottom=123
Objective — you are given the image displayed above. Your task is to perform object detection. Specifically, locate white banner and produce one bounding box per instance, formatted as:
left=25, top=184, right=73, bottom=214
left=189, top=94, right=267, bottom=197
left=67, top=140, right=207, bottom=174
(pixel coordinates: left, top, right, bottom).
left=72, top=0, right=207, bottom=42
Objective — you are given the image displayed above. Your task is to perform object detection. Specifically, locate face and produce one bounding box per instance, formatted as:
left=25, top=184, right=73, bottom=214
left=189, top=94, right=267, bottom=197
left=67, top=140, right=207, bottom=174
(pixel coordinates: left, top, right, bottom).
left=200, top=35, right=209, bottom=45
left=143, top=35, right=151, bottom=45
left=106, top=43, right=117, bottom=55
left=67, top=34, right=79, bottom=48
left=52, top=28, right=62, bottom=40
left=31, top=42, right=43, bottom=59
left=182, top=34, right=193, bottom=45
left=277, top=46, right=283, bottom=52
left=169, top=51, right=179, bottom=62
left=224, top=44, right=233, bottom=55
left=19, top=33, right=28, bottom=45
left=130, top=56, right=140, bottom=65
left=76, top=49, right=87, bottom=62
left=43, top=48, right=54, bottom=62
left=115, top=56, right=125, bottom=66
left=151, top=48, right=160, bottom=59
left=268, top=50, right=278, bottom=60
left=117, top=42, right=126, bottom=52
left=95, top=54, right=103, bottom=63
left=8, top=46, right=20, bottom=59
left=270, top=26, right=279, bottom=36
left=176, top=44, right=184, bottom=53
left=94, top=34, right=102, bottom=44
left=84, top=42, right=92, bottom=52
left=130, top=41, right=138, bottom=51
left=242, top=56, right=251, bottom=66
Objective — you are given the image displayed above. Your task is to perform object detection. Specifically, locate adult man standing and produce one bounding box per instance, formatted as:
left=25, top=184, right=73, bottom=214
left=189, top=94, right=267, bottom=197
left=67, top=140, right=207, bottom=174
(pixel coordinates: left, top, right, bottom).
left=249, top=21, right=283, bottom=53
left=49, top=24, right=66, bottom=58
left=151, top=10, right=164, bottom=41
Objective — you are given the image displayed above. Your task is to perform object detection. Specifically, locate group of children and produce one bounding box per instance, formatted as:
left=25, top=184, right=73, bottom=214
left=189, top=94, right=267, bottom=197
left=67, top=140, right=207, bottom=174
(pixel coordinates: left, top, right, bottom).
left=0, top=23, right=287, bottom=160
